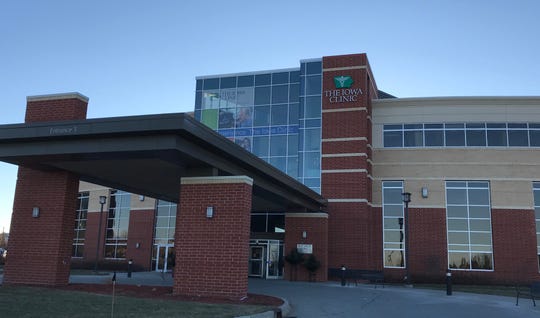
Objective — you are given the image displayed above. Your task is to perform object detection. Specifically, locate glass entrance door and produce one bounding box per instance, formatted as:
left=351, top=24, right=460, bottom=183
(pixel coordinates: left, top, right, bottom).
left=249, top=246, right=264, bottom=277
left=153, top=244, right=174, bottom=272
left=266, top=240, right=282, bottom=279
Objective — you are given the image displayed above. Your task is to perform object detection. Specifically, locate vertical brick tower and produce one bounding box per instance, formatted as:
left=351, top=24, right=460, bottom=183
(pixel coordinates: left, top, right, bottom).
left=4, top=93, right=88, bottom=286
left=321, top=54, right=381, bottom=271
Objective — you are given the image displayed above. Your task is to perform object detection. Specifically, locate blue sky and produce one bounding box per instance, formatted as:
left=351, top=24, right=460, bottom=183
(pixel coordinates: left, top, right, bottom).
left=0, top=0, right=539, bottom=232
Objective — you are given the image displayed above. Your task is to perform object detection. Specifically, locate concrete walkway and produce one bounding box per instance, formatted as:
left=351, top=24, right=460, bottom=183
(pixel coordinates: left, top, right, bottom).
left=4, top=272, right=540, bottom=317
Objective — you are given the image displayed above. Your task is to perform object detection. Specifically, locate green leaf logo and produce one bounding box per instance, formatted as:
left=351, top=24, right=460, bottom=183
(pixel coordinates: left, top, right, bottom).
left=334, top=76, right=353, bottom=88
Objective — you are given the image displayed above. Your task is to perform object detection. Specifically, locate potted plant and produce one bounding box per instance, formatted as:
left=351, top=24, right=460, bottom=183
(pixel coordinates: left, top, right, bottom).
left=284, top=248, right=303, bottom=281
left=303, top=254, right=321, bottom=282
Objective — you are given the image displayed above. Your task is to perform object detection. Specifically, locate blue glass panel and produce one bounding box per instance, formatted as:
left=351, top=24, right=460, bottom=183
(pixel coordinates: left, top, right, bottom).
left=305, top=96, right=321, bottom=118
left=270, top=135, right=287, bottom=156
left=272, top=85, right=289, bottom=104
left=255, top=74, right=271, bottom=86
left=304, top=178, right=320, bottom=187
left=195, top=92, right=202, bottom=109
left=306, top=61, right=322, bottom=74
left=270, top=157, right=287, bottom=172
left=218, top=109, right=235, bottom=128
left=272, top=72, right=289, bottom=84
left=235, top=128, right=252, bottom=137
left=289, top=83, right=300, bottom=103
left=203, top=78, right=219, bottom=90
left=270, top=126, right=288, bottom=135
left=196, top=79, right=203, bottom=90
left=220, top=77, right=236, bottom=89
left=304, top=152, right=320, bottom=178
left=288, top=134, right=298, bottom=155
left=254, top=106, right=270, bottom=127
left=304, top=128, right=321, bottom=151
left=237, top=75, right=255, bottom=87
left=287, top=125, right=299, bottom=134
left=255, top=86, right=271, bottom=105
left=271, top=104, right=288, bottom=125
left=305, top=75, right=321, bottom=95
left=305, top=119, right=321, bottom=128
left=235, top=136, right=252, bottom=152
left=218, top=129, right=234, bottom=137
left=290, top=71, right=300, bottom=83
left=253, top=136, right=269, bottom=156
left=194, top=110, right=201, bottom=121
left=236, top=107, right=253, bottom=128
left=253, top=127, right=270, bottom=135
left=287, top=157, right=298, bottom=178
left=288, top=103, right=299, bottom=125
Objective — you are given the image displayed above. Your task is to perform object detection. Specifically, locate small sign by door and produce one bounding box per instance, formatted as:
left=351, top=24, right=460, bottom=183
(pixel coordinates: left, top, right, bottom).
left=297, top=244, right=313, bottom=254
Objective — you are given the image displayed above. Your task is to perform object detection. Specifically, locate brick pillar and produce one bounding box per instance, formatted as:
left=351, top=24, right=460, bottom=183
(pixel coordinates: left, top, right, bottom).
left=321, top=54, right=379, bottom=270
left=4, top=93, right=88, bottom=286
left=173, top=176, right=252, bottom=300
left=284, top=213, right=328, bottom=282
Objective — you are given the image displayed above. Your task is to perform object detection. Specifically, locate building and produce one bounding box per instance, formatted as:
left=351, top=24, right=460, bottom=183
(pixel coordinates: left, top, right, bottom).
left=2, top=53, right=540, bottom=299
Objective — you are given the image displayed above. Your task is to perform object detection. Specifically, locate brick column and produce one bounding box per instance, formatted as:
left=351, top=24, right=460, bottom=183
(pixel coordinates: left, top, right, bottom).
left=173, top=176, right=252, bottom=300
left=5, top=93, right=88, bottom=286
left=321, top=54, right=379, bottom=270
left=284, top=213, right=328, bottom=282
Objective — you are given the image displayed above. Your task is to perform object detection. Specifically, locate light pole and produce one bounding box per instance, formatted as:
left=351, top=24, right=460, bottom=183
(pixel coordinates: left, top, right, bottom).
left=94, top=195, right=107, bottom=273
left=402, top=192, right=411, bottom=285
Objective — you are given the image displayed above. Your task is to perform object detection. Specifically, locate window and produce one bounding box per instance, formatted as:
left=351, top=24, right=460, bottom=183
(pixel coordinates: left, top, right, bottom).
left=383, top=122, right=540, bottom=148
left=154, top=200, right=176, bottom=245
left=250, top=212, right=285, bottom=233
left=446, top=181, right=493, bottom=270
left=105, top=190, right=131, bottom=259
left=382, top=181, right=405, bottom=268
left=532, top=182, right=540, bottom=269
left=73, top=191, right=89, bottom=257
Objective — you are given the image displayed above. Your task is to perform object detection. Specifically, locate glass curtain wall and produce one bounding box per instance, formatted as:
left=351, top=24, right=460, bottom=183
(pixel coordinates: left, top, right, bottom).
left=446, top=181, right=493, bottom=270
left=382, top=181, right=406, bottom=268
left=72, top=191, right=89, bottom=257
left=105, top=190, right=131, bottom=259
left=195, top=62, right=323, bottom=194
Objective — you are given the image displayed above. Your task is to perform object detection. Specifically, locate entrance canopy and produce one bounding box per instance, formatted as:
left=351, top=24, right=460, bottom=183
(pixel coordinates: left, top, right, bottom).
left=0, top=113, right=327, bottom=212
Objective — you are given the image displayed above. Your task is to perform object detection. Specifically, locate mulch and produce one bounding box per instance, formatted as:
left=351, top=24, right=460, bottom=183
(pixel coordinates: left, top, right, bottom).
left=56, top=283, right=284, bottom=307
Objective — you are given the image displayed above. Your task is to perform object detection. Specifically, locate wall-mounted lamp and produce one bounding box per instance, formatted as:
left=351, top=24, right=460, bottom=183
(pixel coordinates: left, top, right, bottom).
left=32, top=207, right=40, bottom=218
left=206, top=206, right=214, bottom=218
left=302, top=231, right=307, bottom=239
left=139, top=195, right=145, bottom=202
left=135, top=242, right=140, bottom=249
left=421, top=187, right=429, bottom=198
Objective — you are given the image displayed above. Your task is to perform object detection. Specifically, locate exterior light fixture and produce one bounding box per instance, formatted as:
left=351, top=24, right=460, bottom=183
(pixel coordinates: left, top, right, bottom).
left=302, top=231, right=307, bottom=239
left=206, top=206, right=214, bottom=218
left=32, top=207, right=40, bottom=218
left=402, top=192, right=411, bottom=285
left=135, top=242, right=140, bottom=249
left=94, top=195, right=107, bottom=273
left=421, top=187, right=428, bottom=198
left=139, top=195, right=145, bottom=202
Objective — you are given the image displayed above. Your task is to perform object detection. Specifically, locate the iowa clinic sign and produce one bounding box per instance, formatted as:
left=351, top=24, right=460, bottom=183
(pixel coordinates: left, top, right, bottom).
left=324, top=75, right=363, bottom=103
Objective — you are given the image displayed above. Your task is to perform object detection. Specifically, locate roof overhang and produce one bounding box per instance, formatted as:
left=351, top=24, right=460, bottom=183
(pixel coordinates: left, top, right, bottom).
left=0, top=113, right=327, bottom=212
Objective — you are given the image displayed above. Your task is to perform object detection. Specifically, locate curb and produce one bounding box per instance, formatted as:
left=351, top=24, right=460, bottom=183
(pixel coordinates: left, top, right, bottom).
left=236, top=297, right=291, bottom=318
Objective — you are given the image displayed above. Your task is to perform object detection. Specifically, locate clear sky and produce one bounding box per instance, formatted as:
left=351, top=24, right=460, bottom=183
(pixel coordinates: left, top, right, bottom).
left=0, top=0, right=539, bottom=232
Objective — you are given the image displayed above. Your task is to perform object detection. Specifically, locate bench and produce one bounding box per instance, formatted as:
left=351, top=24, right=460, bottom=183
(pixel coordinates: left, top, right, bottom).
left=516, top=282, right=540, bottom=306
left=328, top=268, right=385, bottom=288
